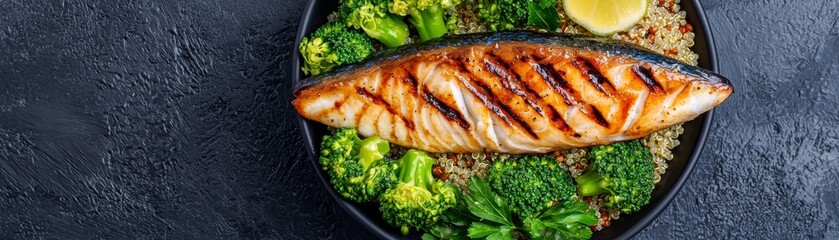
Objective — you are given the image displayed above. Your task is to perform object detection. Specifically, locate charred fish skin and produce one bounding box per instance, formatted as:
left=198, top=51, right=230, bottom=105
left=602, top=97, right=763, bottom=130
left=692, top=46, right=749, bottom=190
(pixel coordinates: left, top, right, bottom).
left=294, top=31, right=731, bottom=91
left=293, top=31, right=732, bottom=153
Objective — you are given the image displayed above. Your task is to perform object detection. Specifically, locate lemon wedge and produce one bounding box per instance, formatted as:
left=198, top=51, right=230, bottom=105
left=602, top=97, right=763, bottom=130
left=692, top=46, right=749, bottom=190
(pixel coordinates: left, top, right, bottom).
left=563, top=0, right=648, bottom=36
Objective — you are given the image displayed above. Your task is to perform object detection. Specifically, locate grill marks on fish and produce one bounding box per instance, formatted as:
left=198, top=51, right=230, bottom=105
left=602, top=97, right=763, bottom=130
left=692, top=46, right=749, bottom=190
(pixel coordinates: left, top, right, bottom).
left=421, top=86, right=471, bottom=130
left=402, top=60, right=474, bottom=131
left=590, top=107, right=610, bottom=127
left=460, top=75, right=512, bottom=125
left=532, top=62, right=575, bottom=105
left=355, top=86, right=415, bottom=130
left=631, top=64, right=663, bottom=92
left=572, top=58, right=616, bottom=96
left=482, top=54, right=542, bottom=139
left=488, top=53, right=571, bottom=131
left=447, top=49, right=615, bottom=139
left=449, top=54, right=537, bottom=139
left=447, top=58, right=512, bottom=127
left=402, top=67, right=419, bottom=89
left=501, top=56, right=573, bottom=132
left=529, top=59, right=610, bottom=128
left=292, top=32, right=734, bottom=153
left=483, top=54, right=544, bottom=116
left=377, top=60, right=475, bottom=139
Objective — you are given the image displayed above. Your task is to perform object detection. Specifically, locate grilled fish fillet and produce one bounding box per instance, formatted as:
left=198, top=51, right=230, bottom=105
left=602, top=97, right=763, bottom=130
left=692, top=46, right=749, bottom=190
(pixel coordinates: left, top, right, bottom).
left=293, top=32, right=732, bottom=153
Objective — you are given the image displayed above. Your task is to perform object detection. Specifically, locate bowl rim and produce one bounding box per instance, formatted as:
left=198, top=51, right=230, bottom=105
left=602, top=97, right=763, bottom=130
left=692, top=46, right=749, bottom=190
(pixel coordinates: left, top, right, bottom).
left=290, top=0, right=717, bottom=238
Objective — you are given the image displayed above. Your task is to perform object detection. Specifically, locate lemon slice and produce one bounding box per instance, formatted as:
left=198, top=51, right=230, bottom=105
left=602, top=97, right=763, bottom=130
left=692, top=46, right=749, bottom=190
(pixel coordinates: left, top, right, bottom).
left=563, top=0, right=648, bottom=36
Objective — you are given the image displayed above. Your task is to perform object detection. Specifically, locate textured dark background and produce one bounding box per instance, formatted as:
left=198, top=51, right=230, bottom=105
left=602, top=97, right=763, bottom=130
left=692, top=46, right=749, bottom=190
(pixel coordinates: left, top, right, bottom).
left=0, top=0, right=837, bottom=239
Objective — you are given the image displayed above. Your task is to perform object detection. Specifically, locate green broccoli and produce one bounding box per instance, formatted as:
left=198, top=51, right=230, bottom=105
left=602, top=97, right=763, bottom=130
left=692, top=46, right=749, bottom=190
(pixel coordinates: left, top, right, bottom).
left=576, top=140, right=655, bottom=213
left=379, top=149, right=458, bottom=235
left=340, top=0, right=411, bottom=47
left=319, top=128, right=397, bottom=203
left=476, top=0, right=560, bottom=31
left=476, top=0, right=526, bottom=31
left=387, top=0, right=462, bottom=41
left=487, top=155, right=577, bottom=218
left=299, top=21, right=375, bottom=76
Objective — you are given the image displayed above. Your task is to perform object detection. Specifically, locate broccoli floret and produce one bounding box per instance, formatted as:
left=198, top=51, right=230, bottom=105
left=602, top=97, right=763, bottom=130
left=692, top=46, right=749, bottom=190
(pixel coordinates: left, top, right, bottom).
left=380, top=149, right=458, bottom=235
left=487, top=155, right=576, bottom=217
left=299, top=21, right=375, bottom=76
left=476, top=0, right=560, bottom=31
left=476, top=0, right=526, bottom=31
left=319, top=128, right=397, bottom=203
left=341, top=0, right=411, bottom=47
left=576, top=140, right=655, bottom=213
left=388, top=0, right=462, bottom=41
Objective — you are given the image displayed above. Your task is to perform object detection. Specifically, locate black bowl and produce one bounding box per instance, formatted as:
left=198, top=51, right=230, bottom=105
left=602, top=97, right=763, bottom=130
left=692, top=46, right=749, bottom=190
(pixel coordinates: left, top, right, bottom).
left=292, top=1, right=718, bottom=239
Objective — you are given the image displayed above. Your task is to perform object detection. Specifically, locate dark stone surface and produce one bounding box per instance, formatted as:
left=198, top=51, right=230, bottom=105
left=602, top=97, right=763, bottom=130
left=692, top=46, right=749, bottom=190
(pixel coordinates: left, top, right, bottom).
left=0, top=0, right=836, bottom=239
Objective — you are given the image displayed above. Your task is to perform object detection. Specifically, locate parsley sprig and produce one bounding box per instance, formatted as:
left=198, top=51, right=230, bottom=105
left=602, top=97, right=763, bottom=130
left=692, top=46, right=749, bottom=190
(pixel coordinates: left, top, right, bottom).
left=423, top=176, right=598, bottom=240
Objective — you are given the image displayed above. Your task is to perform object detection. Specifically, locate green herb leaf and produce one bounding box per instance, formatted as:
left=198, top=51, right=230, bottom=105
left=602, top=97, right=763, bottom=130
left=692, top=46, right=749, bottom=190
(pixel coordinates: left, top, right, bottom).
left=485, top=225, right=515, bottom=240
left=532, top=201, right=598, bottom=240
left=546, top=224, right=593, bottom=240
left=425, top=223, right=469, bottom=240
left=464, top=176, right=515, bottom=226
left=536, top=0, right=557, bottom=9
left=467, top=222, right=501, bottom=239
left=522, top=216, right=545, bottom=239
left=443, top=206, right=479, bottom=227
left=542, top=202, right=598, bottom=227
left=557, top=212, right=599, bottom=226
left=442, top=191, right=481, bottom=227
left=421, top=233, right=439, bottom=240
left=526, top=1, right=561, bottom=31
left=451, top=177, right=597, bottom=240
left=424, top=190, right=476, bottom=240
